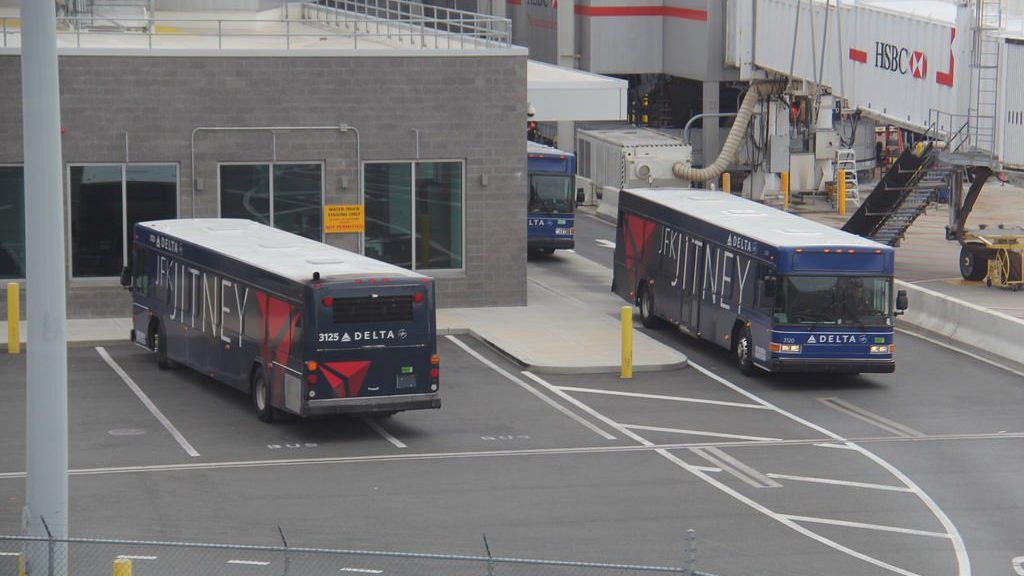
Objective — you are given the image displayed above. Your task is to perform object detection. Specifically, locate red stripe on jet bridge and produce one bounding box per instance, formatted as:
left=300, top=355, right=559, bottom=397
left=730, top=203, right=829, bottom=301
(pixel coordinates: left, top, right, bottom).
left=849, top=48, right=867, bottom=63
left=574, top=5, right=708, bottom=20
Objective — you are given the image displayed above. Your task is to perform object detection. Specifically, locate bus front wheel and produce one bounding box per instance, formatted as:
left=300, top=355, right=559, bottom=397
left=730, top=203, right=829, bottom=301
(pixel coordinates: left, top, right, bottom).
left=638, top=285, right=661, bottom=329
left=735, top=326, right=756, bottom=376
left=252, top=367, right=274, bottom=423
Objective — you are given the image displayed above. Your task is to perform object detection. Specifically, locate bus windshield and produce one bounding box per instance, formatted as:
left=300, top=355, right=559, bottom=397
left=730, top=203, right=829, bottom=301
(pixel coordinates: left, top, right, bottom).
left=529, top=174, right=573, bottom=214
left=774, top=275, right=892, bottom=327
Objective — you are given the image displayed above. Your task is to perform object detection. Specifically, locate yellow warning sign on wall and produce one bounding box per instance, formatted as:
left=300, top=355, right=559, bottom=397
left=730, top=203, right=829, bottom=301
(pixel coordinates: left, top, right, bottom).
left=324, top=204, right=364, bottom=233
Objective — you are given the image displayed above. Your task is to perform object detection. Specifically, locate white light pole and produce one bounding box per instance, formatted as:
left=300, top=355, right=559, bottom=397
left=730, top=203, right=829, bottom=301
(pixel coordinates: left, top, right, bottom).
left=20, top=1, right=70, bottom=573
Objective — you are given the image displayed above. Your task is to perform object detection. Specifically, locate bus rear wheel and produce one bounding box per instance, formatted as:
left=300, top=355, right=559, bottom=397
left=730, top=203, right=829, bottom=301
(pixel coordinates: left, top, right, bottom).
left=156, top=322, right=175, bottom=370
left=252, top=367, right=274, bottom=423
left=638, top=285, right=661, bottom=329
left=735, top=326, right=756, bottom=376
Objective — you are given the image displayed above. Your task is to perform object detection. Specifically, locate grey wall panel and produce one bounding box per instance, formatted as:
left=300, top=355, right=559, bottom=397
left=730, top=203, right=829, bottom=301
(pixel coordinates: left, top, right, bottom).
left=0, top=53, right=527, bottom=315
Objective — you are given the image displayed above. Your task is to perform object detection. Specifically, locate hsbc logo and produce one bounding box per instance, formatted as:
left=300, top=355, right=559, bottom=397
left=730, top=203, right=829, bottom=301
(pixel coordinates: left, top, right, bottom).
left=874, top=42, right=927, bottom=80
left=910, top=50, right=927, bottom=78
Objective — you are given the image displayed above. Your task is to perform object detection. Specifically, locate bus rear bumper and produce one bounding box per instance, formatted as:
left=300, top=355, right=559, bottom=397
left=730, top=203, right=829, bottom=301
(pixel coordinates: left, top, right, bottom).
left=768, top=358, right=895, bottom=374
left=528, top=238, right=575, bottom=250
left=306, top=392, right=441, bottom=416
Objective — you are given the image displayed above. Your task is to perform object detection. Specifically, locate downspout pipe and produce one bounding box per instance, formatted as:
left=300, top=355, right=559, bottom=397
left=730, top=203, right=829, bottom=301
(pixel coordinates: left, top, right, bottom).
left=674, top=84, right=766, bottom=183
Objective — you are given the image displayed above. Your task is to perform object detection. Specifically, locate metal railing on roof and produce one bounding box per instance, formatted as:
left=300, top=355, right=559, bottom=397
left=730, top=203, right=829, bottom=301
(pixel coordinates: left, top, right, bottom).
left=302, top=0, right=511, bottom=49
left=0, top=1, right=511, bottom=50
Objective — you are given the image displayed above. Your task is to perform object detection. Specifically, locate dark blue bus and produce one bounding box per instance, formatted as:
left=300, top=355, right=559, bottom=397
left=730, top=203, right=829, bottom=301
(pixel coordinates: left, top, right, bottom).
left=527, top=141, right=577, bottom=253
left=613, top=188, right=908, bottom=375
left=122, top=219, right=441, bottom=421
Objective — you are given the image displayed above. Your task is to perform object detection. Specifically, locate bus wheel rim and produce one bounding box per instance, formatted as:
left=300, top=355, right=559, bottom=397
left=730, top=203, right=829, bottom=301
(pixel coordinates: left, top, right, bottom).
left=256, top=376, right=266, bottom=411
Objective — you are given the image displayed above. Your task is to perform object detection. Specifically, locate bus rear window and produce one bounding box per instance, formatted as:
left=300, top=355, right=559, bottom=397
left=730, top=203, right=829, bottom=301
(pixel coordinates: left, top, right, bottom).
left=332, top=295, right=414, bottom=324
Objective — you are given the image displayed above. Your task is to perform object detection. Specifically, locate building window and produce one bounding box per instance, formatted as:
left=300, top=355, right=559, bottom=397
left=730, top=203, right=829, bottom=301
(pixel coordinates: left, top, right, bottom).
left=364, top=160, right=463, bottom=271
left=70, top=164, right=179, bottom=278
left=219, top=163, right=323, bottom=241
left=0, top=166, right=25, bottom=279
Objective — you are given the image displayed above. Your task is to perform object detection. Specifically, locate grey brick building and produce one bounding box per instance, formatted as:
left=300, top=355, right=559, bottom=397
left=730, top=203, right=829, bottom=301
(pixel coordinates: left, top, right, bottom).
left=0, top=2, right=528, bottom=319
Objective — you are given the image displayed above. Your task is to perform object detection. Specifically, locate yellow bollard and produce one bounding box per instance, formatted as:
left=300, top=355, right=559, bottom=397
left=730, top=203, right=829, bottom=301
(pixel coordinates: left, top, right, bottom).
left=7, top=282, right=19, bottom=354
left=721, top=172, right=731, bottom=194
left=621, top=305, right=633, bottom=379
left=781, top=171, right=790, bottom=211
left=113, top=557, right=132, bottom=576
left=838, top=169, right=847, bottom=216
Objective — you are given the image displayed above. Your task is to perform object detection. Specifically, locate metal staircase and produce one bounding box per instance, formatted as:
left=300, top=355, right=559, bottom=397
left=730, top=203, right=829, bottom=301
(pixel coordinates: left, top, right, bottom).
left=841, top=144, right=948, bottom=246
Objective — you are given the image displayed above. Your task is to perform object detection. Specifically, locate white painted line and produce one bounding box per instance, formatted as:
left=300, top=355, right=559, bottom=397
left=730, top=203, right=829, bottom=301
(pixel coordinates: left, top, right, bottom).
left=684, top=359, right=968, bottom=576
left=689, top=465, right=723, bottom=473
left=446, top=336, right=617, bottom=440
left=0, top=552, right=21, bottom=556
left=622, top=424, right=782, bottom=442
left=814, top=442, right=858, bottom=450
left=897, top=326, right=1024, bottom=379
left=691, top=447, right=781, bottom=488
left=362, top=418, right=407, bottom=449
left=1012, top=555, right=1024, bottom=575
left=595, top=239, right=616, bottom=249
left=340, top=568, right=383, bottom=574
left=556, top=386, right=769, bottom=409
left=765, top=473, right=913, bottom=493
left=95, top=347, right=200, bottom=458
left=818, top=397, right=925, bottom=438
left=782, top=514, right=952, bottom=539
left=116, top=555, right=158, bottom=560
left=227, top=559, right=271, bottom=566
left=564, top=249, right=577, bottom=253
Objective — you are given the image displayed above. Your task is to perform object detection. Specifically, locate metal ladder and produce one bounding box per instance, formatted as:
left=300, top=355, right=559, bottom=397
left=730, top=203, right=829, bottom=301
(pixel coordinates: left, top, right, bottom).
left=969, top=0, right=1002, bottom=156
left=834, top=149, right=860, bottom=208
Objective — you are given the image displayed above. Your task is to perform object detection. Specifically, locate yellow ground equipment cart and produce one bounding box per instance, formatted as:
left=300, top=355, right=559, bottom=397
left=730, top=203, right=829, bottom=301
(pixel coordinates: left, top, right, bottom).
left=960, top=225, right=1024, bottom=291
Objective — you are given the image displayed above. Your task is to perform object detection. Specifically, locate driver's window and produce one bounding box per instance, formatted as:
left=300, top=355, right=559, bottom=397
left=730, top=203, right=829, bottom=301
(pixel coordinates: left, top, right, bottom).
left=756, top=269, right=775, bottom=316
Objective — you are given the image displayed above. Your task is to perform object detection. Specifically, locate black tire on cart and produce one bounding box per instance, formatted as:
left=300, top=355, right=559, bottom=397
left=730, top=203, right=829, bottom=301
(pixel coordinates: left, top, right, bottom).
left=959, top=244, right=988, bottom=281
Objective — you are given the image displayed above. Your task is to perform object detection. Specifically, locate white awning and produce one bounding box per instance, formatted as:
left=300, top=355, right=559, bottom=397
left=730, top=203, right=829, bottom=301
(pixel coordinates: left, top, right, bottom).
left=526, top=60, right=628, bottom=121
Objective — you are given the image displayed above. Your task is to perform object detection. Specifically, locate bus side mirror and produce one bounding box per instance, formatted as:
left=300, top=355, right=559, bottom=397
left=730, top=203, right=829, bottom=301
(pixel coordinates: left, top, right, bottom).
left=119, top=266, right=132, bottom=290
left=764, top=276, right=777, bottom=298
left=895, top=289, right=908, bottom=315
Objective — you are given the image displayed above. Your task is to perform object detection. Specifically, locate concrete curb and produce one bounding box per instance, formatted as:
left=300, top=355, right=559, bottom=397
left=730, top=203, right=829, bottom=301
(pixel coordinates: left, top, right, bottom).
left=896, top=279, right=1024, bottom=367
left=440, top=327, right=688, bottom=375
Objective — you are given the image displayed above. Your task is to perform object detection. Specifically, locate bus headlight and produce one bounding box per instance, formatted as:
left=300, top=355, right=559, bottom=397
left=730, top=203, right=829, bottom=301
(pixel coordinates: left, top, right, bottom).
left=779, top=344, right=802, bottom=353
left=869, top=345, right=890, bottom=354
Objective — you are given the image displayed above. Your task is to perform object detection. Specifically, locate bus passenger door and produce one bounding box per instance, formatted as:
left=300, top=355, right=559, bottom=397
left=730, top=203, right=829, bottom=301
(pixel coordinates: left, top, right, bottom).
left=682, top=242, right=704, bottom=333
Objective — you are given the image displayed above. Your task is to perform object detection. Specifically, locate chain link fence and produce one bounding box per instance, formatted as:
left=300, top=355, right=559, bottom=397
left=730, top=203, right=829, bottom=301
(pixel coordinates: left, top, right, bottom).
left=0, top=530, right=722, bottom=576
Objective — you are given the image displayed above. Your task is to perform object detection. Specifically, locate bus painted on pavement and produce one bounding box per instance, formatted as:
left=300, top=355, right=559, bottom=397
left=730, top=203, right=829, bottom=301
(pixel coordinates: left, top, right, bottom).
left=122, top=219, right=441, bottom=421
left=613, top=188, right=907, bottom=374
left=527, top=141, right=577, bottom=253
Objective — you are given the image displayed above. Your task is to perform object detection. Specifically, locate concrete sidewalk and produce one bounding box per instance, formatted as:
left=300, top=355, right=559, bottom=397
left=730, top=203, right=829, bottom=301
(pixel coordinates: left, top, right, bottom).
left=0, top=253, right=687, bottom=375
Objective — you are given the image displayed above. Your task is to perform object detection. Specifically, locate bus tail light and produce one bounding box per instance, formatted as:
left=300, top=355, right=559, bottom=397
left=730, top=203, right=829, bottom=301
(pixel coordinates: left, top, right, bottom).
left=321, top=297, right=334, bottom=307
left=869, top=345, right=891, bottom=354
left=430, top=354, right=440, bottom=366
left=769, top=343, right=780, bottom=352
left=430, top=354, right=440, bottom=384
left=413, top=292, right=424, bottom=304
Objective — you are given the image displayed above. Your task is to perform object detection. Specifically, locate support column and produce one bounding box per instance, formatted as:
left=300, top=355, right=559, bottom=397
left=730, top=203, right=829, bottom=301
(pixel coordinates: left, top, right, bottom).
left=702, top=81, right=721, bottom=172
left=556, top=0, right=575, bottom=151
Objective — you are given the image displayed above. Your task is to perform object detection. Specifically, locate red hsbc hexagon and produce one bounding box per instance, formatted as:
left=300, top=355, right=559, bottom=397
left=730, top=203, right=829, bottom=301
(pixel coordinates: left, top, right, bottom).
left=910, top=50, right=928, bottom=79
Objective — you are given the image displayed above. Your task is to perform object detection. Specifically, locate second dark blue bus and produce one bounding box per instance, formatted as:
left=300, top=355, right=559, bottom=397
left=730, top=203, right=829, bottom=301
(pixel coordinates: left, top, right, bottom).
left=613, top=188, right=908, bottom=375
left=527, top=141, right=577, bottom=253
